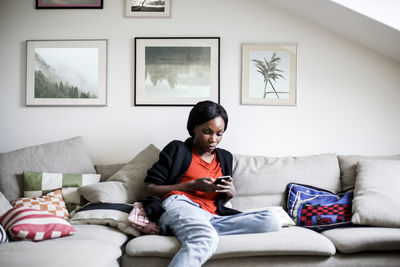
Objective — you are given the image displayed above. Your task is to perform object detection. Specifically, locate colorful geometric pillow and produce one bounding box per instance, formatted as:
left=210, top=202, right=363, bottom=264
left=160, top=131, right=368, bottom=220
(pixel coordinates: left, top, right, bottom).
left=23, top=171, right=101, bottom=212
left=0, top=224, right=8, bottom=243
left=71, top=202, right=141, bottom=236
left=13, top=189, right=69, bottom=219
left=0, top=207, right=76, bottom=241
left=287, top=183, right=354, bottom=231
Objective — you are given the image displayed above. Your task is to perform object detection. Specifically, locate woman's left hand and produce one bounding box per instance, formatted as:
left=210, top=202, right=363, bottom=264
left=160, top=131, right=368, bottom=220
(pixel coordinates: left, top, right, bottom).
left=215, top=177, right=235, bottom=200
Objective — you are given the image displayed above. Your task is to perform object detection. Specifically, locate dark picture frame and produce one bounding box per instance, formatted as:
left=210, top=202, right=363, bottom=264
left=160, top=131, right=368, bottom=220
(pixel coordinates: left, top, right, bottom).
left=36, top=0, right=103, bottom=9
left=134, top=37, right=220, bottom=106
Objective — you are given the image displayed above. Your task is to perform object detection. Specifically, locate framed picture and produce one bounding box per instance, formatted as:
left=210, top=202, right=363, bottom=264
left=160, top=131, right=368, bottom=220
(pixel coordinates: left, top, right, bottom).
left=242, top=43, right=297, bottom=106
left=126, top=0, right=170, bottom=17
left=134, top=37, right=220, bottom=106
left=36, top=0, right=103, bottom=9
left=26, top=39, right=107, bottom=106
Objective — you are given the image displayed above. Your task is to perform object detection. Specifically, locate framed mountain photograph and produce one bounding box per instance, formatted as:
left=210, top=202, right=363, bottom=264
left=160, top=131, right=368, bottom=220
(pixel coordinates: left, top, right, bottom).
left=26, top=39, right=107, bottom=106
left=134, top=37, right=220, bottom=106
left=125, top=0, right=170, bottom=18
left=242, top=43, right=297, bottom=106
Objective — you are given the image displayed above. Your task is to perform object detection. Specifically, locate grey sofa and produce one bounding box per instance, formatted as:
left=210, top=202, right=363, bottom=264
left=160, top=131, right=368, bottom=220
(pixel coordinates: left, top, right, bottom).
left=1, top=137, right=400, bottom=267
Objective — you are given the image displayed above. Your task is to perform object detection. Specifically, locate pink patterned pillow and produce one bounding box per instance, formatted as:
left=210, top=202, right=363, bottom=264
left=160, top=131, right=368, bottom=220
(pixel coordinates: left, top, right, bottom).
left=0, top=207, right=75, bottom=241
left=128, top=202, right=159, bottom=235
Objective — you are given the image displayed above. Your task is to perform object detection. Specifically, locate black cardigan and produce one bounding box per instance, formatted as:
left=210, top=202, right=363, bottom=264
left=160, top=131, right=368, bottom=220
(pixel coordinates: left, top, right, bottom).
left=143, top=139, right=240, bottom=222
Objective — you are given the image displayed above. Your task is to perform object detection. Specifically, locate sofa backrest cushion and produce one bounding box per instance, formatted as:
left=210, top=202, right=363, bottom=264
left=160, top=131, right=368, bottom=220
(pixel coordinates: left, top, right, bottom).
left=231, top=153, right=340, bottom=211
left=338, top=155, right=400, bottom=191
left=0, top=137, right=96, bottom=202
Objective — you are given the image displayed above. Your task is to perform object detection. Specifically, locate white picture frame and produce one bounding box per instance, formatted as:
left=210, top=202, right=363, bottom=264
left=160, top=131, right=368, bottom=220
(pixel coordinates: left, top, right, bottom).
left=26, top=39, right=107, bottom=106
left=242, top=43, right=297, bottom=106
left=125, top=0, right=170, bottom=18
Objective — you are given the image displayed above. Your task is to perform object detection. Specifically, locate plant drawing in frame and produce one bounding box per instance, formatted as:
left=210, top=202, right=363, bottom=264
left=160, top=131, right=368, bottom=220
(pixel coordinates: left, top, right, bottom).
left=242, top=44, right=297, bottom=105
left=36, top=0, right=103, bottom=9
left=126, top=0, right=170, bottom=17
left=134, top=37, right=220, bottom=106
left=26, top=40, right=107, bottom=106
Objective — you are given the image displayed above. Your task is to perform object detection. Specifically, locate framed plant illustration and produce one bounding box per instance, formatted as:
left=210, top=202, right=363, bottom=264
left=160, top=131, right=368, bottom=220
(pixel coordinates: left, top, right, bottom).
left=242, top=43, right=297, bottom=105
left=126, top=0, right=170, bottom=17
left=134, top=37, right=220, bottom=106
left=36, top=0, right=103, bottom=9
left=26, top=39, right=107, bottom=106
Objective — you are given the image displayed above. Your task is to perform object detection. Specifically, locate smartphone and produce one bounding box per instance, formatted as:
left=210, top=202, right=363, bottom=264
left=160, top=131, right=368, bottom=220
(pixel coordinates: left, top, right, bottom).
left=214, top=175, right=232, bottom=184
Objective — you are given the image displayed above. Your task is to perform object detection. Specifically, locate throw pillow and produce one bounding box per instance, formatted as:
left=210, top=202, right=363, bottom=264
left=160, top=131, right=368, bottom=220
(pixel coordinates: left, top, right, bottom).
left=0, top=191, right=12, bottom=218
left=13, top=189, right=69, bottom=219
left=23, top=171, right=101, bottom=212
left=287, top=183, right=354, bottom=231
left=79, top=144, right=160, bottom=203
left=71, top=202, right=141, bottom=236
left=244, top=206, right=295, bottom=227
left=0, top=207, right=75, bottom=241
left=352, top=160, right=400, bottom=227
left=0, top=136, right=96, bottom=202
left=0, top=224, right=8, bottom=243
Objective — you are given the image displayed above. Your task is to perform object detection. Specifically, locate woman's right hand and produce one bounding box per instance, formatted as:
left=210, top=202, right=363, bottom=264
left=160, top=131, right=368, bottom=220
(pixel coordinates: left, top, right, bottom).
left=187, top=178, right=216, bottom=193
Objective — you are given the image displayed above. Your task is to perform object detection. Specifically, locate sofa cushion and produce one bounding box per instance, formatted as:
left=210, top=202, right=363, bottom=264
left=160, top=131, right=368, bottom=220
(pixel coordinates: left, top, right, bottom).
left=338, top=155, right=400, bottom=191
left=79, top=144, right=160, bottom=203
left=0, top=206, right=75, bottom=241
left=70, top=202, right=141, bottom=236
left=352, top=159, right=400, bottom=227
left=322, top=227, right=400, bottom=253
left=0, top=192, right=12, bottom=218
left=13, top=189, right=69, bottom=219
left=0, top=224, right=127, bottom=267
left=125, top=226, right=336, bottom=258
left=0, top=137, right=96, bottom=202
left=23, top=171, right=100, bottom=212
left=231, top=153, right=340, bottom=211
left=287, top=183, right=353, bottom=231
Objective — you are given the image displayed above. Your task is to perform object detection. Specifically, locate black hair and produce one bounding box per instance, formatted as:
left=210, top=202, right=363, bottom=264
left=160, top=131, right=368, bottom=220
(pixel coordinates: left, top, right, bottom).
left=187, top=100, right=228, bottom=137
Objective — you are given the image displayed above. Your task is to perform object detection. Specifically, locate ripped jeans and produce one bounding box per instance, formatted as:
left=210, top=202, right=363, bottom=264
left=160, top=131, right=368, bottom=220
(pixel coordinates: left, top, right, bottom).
left=159, top=194, right=281, bottom=267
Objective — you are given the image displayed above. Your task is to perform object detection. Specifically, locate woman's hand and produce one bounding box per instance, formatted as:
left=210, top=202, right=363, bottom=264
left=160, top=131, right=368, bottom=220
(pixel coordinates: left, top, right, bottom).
left=187, top=178, right=216, bottom=193
left=215, top=177, right=235, bottom=200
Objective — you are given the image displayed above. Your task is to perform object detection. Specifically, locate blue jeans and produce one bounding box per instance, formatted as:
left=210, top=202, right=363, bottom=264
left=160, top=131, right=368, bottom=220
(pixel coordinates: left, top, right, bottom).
left=159, top=194, right=281, bottom=267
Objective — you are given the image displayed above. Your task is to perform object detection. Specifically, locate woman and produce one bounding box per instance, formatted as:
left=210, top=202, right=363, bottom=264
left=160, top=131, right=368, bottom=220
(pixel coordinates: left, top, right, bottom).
left=143, top=101, right=281, bottom=267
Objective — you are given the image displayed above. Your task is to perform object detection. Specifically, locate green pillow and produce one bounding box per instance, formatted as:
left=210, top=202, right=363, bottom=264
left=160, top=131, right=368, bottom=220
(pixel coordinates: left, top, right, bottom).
left=23, top=171, right=101, bottom=212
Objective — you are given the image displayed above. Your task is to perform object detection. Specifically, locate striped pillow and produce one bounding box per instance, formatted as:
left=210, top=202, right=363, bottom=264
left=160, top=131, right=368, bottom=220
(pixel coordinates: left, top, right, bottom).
left=23, top=171, right=101, bottom=212
left=0, top=207, right=75, bottom=241
left=0, top=224, right=8, bottom=243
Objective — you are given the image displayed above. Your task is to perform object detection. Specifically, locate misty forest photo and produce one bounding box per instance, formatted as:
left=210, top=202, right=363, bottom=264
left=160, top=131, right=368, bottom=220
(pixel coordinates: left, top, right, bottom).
left=34, top=48, right=99, bottom=99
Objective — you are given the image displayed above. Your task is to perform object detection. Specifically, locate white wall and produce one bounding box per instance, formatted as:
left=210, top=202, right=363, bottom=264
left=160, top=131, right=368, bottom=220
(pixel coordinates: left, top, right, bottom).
left=1, top=0, right=399, bottom=164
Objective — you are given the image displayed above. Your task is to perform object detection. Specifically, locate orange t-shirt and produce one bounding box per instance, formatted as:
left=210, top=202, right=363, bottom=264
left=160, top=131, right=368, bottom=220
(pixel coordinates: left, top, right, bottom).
left=164, top=150, right=223, bottom=214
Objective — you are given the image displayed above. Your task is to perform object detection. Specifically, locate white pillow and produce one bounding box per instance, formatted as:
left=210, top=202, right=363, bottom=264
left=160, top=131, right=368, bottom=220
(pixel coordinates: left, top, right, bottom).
left=352, top=160, right=400, bottom=227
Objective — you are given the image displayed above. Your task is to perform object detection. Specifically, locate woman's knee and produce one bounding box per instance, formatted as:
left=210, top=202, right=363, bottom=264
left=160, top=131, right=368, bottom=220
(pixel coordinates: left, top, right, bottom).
left=264, top=210, right=281, bottom=232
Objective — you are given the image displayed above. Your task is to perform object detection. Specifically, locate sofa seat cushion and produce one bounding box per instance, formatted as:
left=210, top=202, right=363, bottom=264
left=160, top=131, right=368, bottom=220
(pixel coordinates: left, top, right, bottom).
left=0, top=224, right=128, bottom=267
left=125, top=226, right=336, bottom=258
left=322, top=227, right=400, bottom=253
left=231, top=153, right=340, bottom=211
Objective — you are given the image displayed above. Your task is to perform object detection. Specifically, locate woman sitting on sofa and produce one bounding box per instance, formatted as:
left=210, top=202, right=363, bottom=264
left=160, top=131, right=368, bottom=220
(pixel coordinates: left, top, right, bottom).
left=143, top=100, right=281, bottom=267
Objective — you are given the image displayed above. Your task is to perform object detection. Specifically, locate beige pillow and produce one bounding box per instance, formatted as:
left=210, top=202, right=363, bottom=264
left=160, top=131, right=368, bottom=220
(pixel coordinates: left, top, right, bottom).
left=79, top=144, right=160, bottom=203
left=352, top=159, right=400, bottom=227
left=0, top=191, right=12, bottom=217
left=244, top=206, right=295, bottom=227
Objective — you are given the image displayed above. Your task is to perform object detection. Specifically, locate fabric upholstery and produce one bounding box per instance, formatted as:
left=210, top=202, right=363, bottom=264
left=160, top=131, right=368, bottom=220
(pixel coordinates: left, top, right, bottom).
left=231, top=153, right=340, bottom=211
left=338, top=155, right=400, bottom=191
left=95, top=163, right=125, bottom=182
left=79, top=144, right=160, bottom=203
left=0, top=137, right=96, bottom=202
left=0, top=191, right=12, bottom=218
left=125, top=226, right=336, bottom=258
left=352, top=159, right=400, bottom=227
left=322, top=227, right=400, bottom=253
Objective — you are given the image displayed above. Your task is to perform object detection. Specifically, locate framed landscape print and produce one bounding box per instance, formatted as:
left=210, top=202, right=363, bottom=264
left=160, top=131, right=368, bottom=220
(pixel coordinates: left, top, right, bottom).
left=126, top=0, right=170, bottom=17
left=26, top=39, right=107, bottom=106
left=134, top=37, right=220, bottom=106
left=36, top=0, right=103, bottom=9
left=242, top=43, right=297, bottom=106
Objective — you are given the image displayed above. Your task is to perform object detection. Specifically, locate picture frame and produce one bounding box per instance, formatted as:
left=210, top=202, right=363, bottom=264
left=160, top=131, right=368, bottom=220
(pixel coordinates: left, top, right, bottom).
left=36, top=0, right=103, bottom=9
left=242, top=43, right=297, bottom=106
left=26, top=39, right=107, bottom=106
left=125, top=0, right=170, bottom=18
left=134, top=37, right=220, bottom=106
